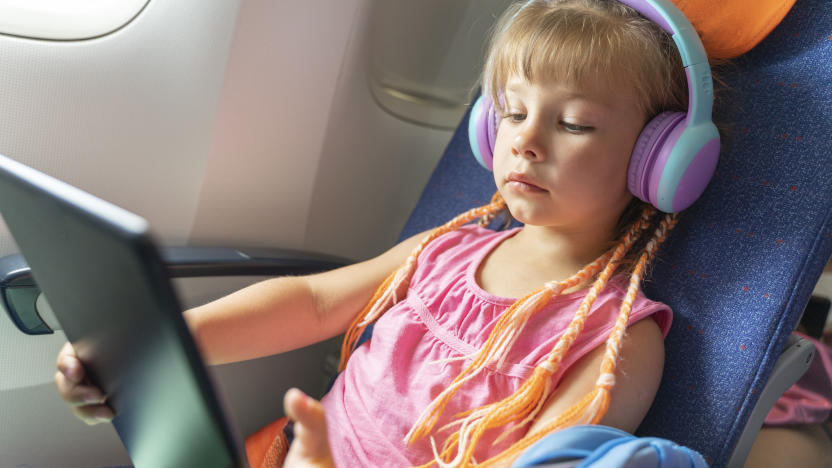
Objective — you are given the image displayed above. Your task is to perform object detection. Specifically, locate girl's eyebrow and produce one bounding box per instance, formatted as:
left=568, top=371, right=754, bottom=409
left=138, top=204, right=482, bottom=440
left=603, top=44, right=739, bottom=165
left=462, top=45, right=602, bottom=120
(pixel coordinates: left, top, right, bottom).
left=505, top=82, right=524, bottom=94
left=503, top=85, right=525, bottom=101
left=504, top=80, right=631, bottom=118
left=505, top=82, right=609, bottom=108
left=564, top=93, right=614, bottom=112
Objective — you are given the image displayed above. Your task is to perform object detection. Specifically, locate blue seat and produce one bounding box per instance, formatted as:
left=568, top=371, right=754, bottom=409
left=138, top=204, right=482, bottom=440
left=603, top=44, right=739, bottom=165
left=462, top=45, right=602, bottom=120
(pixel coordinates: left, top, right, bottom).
left=398, top=0, right=832, bottom=465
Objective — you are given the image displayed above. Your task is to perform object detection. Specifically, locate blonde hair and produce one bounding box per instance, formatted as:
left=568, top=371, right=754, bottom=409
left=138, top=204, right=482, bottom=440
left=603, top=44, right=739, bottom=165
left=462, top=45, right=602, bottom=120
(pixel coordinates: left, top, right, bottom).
left=484, top=0, right=687, bottom=119
left=338, top=1, right=688, bottom=466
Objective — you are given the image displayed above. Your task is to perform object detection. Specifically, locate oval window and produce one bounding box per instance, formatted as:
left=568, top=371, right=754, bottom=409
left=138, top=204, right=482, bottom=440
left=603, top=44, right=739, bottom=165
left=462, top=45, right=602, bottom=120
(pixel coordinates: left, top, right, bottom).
left=0, top=0, right=150, bottom=41
left=368, top=0, right=512, bottom=129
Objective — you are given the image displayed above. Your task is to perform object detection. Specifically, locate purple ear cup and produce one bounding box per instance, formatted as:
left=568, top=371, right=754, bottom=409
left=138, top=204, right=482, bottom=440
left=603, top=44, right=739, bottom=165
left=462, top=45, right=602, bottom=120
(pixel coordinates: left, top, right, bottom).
left=627, top=111, right=686, bottom=207
left=666, top=123, right=720, bottom=212
left=486, top=99, right=498, bottom=163
left=628, top=110, right=720, bottom=212
left=468, top=95, right=499, bottom=170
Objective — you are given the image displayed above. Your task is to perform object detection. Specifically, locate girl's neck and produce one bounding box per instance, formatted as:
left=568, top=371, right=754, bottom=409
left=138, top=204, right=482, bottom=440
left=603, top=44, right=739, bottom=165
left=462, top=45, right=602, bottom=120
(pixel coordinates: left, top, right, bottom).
left=477, top=222, right=617, bottom=299
left=511, top=223, right=616, bottom=271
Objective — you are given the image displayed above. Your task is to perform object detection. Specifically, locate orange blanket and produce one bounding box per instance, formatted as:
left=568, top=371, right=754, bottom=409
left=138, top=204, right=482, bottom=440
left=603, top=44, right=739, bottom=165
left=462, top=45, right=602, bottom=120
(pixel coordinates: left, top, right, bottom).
left=245, top=417, right=290, bottom=468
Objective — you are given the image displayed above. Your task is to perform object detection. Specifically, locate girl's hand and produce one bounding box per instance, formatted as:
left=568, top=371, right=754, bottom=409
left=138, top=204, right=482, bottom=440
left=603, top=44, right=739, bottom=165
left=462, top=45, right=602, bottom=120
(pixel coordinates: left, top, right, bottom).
left=282, top=388, right=335, bottom=468
left=54, top=341, right=114, bottom=425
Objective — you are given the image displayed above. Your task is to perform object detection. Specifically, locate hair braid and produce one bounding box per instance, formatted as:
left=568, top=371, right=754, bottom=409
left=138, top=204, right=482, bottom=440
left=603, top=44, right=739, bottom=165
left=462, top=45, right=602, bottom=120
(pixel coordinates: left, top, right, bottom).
left=338, top=193, right=507, bottom=372
left=409, top=207, right=656, bottom=467
left=475, top=212, right=679, bottom=468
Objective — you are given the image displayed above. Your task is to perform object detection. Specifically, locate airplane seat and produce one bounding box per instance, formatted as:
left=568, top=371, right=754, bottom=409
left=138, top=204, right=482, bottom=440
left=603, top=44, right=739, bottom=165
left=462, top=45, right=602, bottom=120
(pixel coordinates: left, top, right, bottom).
left=396, top=0, right=832, bottom=465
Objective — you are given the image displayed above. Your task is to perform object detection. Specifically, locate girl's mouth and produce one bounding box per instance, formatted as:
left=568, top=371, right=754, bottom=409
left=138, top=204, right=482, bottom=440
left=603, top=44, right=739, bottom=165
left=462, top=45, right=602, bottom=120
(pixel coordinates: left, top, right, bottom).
left=506, top=172, right=547, bottom=193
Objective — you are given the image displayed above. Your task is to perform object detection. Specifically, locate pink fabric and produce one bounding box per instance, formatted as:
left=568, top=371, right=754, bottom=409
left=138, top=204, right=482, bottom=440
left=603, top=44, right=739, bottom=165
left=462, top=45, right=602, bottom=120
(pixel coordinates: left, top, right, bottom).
left=320, top=225, right=673, bottom=466
left=763, top=332, right=832, bottom=426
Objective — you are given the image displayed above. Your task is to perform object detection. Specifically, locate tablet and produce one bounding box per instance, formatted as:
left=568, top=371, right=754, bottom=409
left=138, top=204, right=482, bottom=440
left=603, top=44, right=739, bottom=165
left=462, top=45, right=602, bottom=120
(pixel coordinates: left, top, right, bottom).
left=0, top=154, right=248, bottom=468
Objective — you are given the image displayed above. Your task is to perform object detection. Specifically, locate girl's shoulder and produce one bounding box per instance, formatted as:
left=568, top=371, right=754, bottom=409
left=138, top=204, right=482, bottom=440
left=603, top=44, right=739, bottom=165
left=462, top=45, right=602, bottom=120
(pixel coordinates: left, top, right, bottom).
left=603, top=275, right=673, bottom=336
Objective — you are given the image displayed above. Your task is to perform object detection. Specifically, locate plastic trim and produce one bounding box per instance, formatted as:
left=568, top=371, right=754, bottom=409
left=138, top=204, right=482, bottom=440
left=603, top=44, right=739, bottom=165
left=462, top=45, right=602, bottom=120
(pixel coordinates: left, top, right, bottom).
left=725, top=334, right=816, bottom=467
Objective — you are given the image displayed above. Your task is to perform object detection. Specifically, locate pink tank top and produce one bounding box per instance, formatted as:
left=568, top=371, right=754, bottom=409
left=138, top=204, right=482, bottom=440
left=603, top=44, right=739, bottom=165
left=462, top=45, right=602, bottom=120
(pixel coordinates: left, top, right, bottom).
left=320, top=225, right=672, bottom=466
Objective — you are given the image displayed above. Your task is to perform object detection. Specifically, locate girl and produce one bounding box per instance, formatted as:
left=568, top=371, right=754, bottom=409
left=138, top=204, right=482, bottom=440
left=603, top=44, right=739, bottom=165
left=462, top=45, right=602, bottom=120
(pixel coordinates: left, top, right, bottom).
left=55, top=0, right=709, bottom=466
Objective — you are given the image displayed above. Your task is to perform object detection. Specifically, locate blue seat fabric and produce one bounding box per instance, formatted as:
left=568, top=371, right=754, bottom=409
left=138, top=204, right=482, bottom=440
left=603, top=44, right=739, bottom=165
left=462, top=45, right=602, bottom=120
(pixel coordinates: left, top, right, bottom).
left=398, top=0, right=832, bottom=465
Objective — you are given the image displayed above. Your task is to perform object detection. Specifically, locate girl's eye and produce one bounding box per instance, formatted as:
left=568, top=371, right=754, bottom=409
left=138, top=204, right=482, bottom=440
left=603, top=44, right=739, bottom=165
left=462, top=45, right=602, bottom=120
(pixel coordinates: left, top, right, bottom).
left=503, top=113, right=526, bottom=123
left=561, top=121, right=593, bottom=134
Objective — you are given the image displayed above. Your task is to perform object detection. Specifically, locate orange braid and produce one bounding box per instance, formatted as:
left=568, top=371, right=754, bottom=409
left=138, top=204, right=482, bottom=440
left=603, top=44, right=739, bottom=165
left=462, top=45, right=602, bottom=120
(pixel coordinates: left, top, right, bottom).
left=410, top=208, right=655, bottom=467
left=476, top=212, right=679, bottom=468
left=338, top=193, right=506, bottom=372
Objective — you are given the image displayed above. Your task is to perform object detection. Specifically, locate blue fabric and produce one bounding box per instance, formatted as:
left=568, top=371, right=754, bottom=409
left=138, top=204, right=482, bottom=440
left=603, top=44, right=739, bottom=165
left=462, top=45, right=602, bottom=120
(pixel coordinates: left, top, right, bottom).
left=512, top=425, right=633, bottom=466
left=510, top=425, right=707, bottom=468
left=399, top=0, right=832, bottom=465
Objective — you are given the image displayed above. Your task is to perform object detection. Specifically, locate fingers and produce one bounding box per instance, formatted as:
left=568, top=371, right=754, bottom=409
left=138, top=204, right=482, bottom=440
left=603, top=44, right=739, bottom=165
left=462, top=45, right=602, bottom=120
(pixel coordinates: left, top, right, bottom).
left=54, top=370, right=114, bottom=425
left=56, top=341, right=84, bottom=384
left=283, top=388, right=333, bottom=467
left=71, top=401, right=115, bottom=425
left=54, top=341, right=113, bottom=425
left=53, top=368, right=106, bottom=406
left=284, top=388, right=327, bottom=434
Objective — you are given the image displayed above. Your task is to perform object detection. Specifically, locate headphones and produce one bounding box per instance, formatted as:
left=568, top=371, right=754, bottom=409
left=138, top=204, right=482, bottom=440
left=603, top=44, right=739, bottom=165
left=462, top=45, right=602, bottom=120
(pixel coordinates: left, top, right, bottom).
left=468, top=0, right=720, bottom=213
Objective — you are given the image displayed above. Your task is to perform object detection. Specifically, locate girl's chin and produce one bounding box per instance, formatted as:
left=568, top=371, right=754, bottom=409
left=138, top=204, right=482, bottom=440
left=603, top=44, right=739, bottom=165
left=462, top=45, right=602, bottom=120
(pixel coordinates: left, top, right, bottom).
left=502, top=204, right=553, bottom=226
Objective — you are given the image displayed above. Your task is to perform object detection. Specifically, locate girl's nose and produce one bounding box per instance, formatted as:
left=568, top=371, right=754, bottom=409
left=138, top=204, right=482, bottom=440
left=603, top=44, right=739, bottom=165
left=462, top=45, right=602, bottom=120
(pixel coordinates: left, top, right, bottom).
left=511, top=124, right=546, bottom=161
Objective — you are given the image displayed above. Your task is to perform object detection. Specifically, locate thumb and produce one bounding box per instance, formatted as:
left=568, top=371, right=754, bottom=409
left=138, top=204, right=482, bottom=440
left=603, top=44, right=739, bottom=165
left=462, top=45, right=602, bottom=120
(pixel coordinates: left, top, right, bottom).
left=284, top=388, right=332, bottom=463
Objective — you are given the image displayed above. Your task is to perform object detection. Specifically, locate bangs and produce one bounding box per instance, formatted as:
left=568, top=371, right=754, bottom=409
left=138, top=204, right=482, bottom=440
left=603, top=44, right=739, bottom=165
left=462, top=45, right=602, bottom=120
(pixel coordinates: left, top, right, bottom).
left=484, top=1, right=683, bottom=117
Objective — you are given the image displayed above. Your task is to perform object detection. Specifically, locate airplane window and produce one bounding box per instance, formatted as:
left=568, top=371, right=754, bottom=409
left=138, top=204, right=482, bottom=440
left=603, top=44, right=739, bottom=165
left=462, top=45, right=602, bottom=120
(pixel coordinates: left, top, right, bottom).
left=0, top=0, right=150, bottom=40
left=369, top=0, right=512, bottom=130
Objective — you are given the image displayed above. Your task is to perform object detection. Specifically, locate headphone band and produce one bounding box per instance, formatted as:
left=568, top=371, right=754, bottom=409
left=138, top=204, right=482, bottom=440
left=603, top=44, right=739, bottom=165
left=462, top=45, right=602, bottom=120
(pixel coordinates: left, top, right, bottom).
left=614, top=0, right=714, bottom=124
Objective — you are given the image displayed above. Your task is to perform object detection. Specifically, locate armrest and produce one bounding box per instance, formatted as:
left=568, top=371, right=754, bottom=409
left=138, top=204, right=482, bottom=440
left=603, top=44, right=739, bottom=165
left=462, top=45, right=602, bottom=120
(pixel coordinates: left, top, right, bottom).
left=725, top=333, right=816, bottom=467
left=0, top=246, right=352, bottom=335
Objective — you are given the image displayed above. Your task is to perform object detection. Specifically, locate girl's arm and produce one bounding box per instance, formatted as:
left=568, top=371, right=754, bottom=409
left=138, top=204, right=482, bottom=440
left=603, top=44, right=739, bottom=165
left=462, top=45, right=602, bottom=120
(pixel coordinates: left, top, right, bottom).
left=184, top=231, right=428, bottom=365
left=54, top=231, right=426, bottom=425
left=527, top=317, right=665, bottom=434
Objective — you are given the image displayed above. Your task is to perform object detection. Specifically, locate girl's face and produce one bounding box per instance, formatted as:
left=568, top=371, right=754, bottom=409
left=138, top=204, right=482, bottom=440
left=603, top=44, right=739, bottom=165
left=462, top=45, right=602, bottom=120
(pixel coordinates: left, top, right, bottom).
left=492, top=75, right=647, bottom=234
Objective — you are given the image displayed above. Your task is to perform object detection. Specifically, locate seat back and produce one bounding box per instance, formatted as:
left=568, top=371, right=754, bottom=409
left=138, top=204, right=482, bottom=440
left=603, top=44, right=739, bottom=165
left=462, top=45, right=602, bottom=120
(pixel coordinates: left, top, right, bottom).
left=400, top=0, right=832, bottom=464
